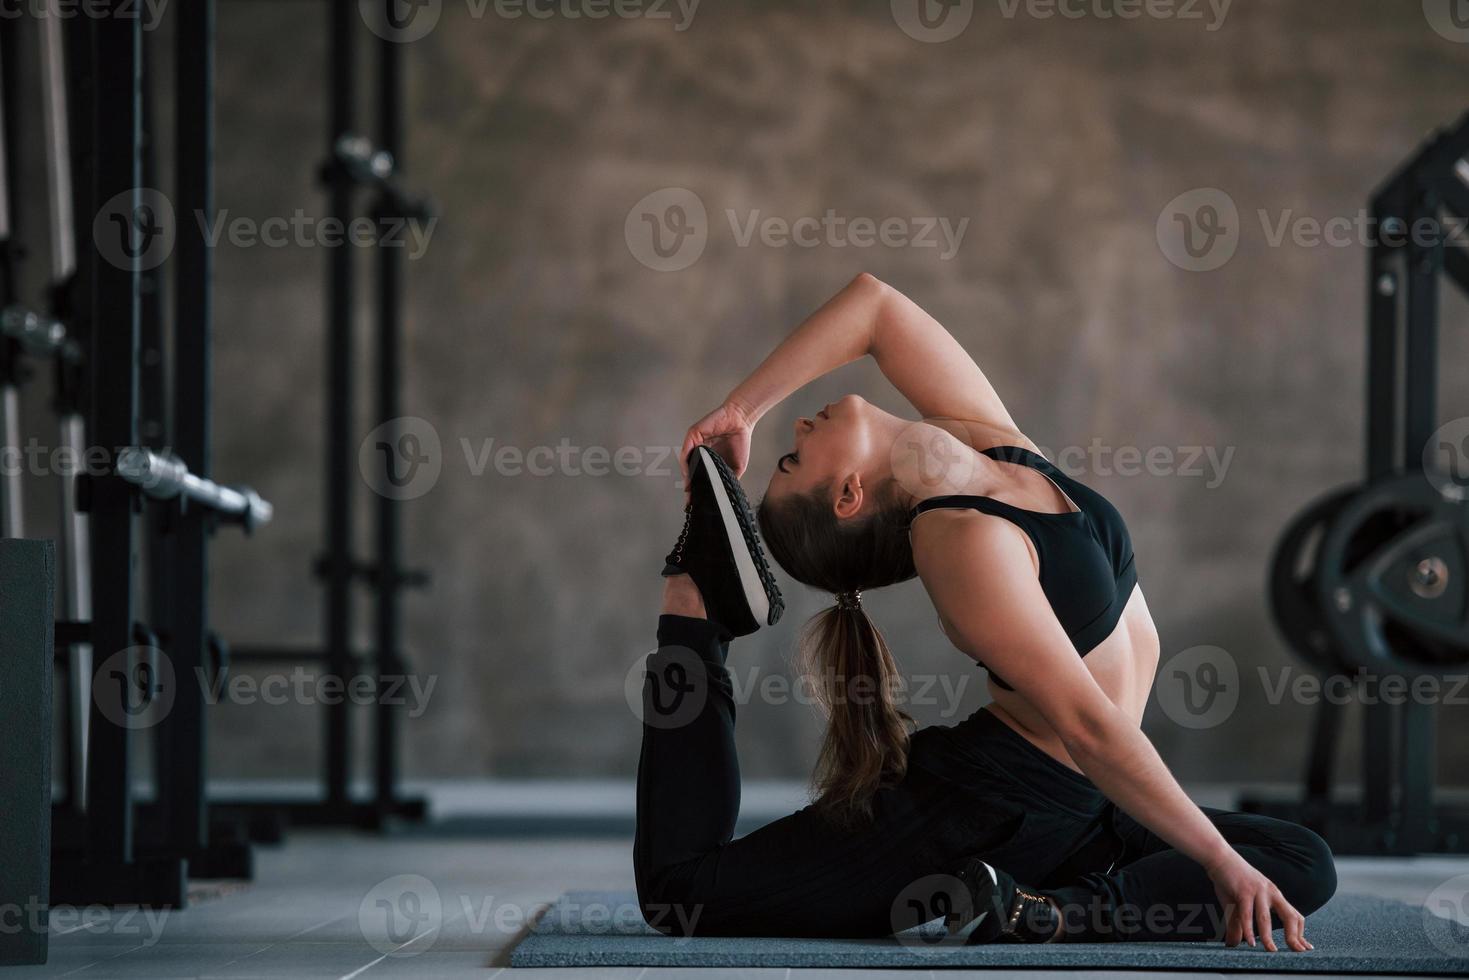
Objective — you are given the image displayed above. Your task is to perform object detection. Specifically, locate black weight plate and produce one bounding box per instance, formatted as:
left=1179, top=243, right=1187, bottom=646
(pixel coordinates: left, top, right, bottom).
left=1269, top=484, right=1361, bottom=671
left=1315, top=472, right=1469, bottom=677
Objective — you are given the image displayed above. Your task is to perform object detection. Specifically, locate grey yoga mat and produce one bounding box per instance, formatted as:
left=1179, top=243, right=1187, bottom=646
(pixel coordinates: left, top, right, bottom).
left=509, top=889, right=1469, bottom=974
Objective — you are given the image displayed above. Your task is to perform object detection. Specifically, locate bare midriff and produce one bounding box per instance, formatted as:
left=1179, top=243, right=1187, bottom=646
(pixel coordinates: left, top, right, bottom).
left=986, top=583, right=1160, bottom=772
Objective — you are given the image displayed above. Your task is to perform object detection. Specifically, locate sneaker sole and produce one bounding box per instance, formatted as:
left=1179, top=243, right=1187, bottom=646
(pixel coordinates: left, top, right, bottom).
left=694, top=447, right=784, bottom=627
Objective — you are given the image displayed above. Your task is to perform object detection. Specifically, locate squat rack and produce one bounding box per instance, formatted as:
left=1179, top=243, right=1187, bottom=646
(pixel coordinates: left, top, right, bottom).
left=1243, top=110, right=1469, bottom=855
left=223, top=0, right=432, bottom=835
left=8, top=0, right=433, bottom=907
left=42, top=0, right=276, bottom=905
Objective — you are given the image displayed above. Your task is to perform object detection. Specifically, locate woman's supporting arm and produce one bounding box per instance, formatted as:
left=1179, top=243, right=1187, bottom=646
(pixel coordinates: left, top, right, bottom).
left=916, top=515, right=1234, bottom=866
left=913, top=513, right=1310, bottom=952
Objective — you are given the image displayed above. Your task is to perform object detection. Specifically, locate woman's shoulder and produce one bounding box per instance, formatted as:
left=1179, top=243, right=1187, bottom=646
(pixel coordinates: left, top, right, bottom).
left=909, top=504, right=1034, bottom=575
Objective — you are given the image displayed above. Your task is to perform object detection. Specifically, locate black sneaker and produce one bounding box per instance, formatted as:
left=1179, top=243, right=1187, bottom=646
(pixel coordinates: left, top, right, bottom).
left=663, top=446, right=784, bottom=637
left=947, top=858, right=1058, bottom=945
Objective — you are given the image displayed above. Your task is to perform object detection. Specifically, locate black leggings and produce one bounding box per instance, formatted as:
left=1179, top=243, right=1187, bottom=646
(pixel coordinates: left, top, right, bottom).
left=634, top=615, right=1338, bottom=940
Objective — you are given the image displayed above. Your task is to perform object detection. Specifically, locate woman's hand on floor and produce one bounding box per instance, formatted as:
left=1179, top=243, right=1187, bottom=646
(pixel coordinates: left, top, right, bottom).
left=680, top=401, right=754, bottom=480
left=1206, top=851, right=1312, bottom=952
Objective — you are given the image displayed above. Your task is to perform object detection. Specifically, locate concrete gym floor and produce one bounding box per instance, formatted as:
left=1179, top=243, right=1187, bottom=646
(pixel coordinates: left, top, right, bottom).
left=18, top=829, right=1469, bottom=980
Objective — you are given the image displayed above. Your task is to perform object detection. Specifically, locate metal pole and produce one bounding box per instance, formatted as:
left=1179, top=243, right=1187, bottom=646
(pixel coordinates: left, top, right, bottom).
left=1364, top=192, right=1401, bottom=482
left=45, top=0, right=93, bottom=814
left=325, top=0, right=357, bottom=811
left=41, top=2, right=74, bottom=279
left=0, top=386, right=17, bottom=536
left=1400, top=698, right=1435, bottom=851
left=0, top=19, right=23, bottom=539
left=161, top=0, right=215, bottom=855
left=374, top=0, right=405, bottom=817
left=87, top=0, right=142, bottom=864
left=1403, top=191, right=1440, bottom=472
left=138, top=18, right=177, bottom=848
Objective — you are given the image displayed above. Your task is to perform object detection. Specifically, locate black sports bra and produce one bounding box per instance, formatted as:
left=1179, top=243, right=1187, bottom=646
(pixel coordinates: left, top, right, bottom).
left=910, top=445, right=1138, bottom=690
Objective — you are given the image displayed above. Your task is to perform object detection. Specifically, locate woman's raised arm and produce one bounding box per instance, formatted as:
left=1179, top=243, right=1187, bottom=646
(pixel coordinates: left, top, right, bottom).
left=682, top=273, right=1022, bottom=476
left=731, top=273, right=1019, bottom=429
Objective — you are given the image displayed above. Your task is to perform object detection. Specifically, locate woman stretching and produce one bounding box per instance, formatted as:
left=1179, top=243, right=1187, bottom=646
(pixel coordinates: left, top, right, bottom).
left=634, top=273, right=1335, bottom=948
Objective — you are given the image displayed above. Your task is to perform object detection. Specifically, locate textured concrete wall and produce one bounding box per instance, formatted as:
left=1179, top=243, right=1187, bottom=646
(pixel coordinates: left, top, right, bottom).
left=191, top=0, right=1469, bottom=789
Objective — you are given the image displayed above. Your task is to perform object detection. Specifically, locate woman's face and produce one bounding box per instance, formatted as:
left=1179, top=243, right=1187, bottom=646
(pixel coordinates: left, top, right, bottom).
left=764, top=394, right=879, bottom=513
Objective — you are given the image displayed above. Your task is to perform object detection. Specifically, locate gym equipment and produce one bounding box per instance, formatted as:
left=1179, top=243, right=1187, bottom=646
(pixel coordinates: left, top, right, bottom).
left=325, top=134, right=434, bottom=223
left=222, top=0, right=430, bottom=834
left=0, top=307, right=80, bottom=360
left=0, top=540, right=54, bottom=966
left=0, top=6, right=93, bottom=811
left=2, top=0, right=431, bottom=906
left=0, top=20, right=19, bottom=540
left=1269, top=485, right=1359, bottom=672
left=54, top=2, right=186, bottom=906
left=25, top=0, right=278, bottom=906
left=1315, top=473, right=1469, bottom=677
left=116, top=447, right=274, bottom=530
left=43, top=0, right=95, bottom=819
left=1243, top=109, right=1469, bottom=854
